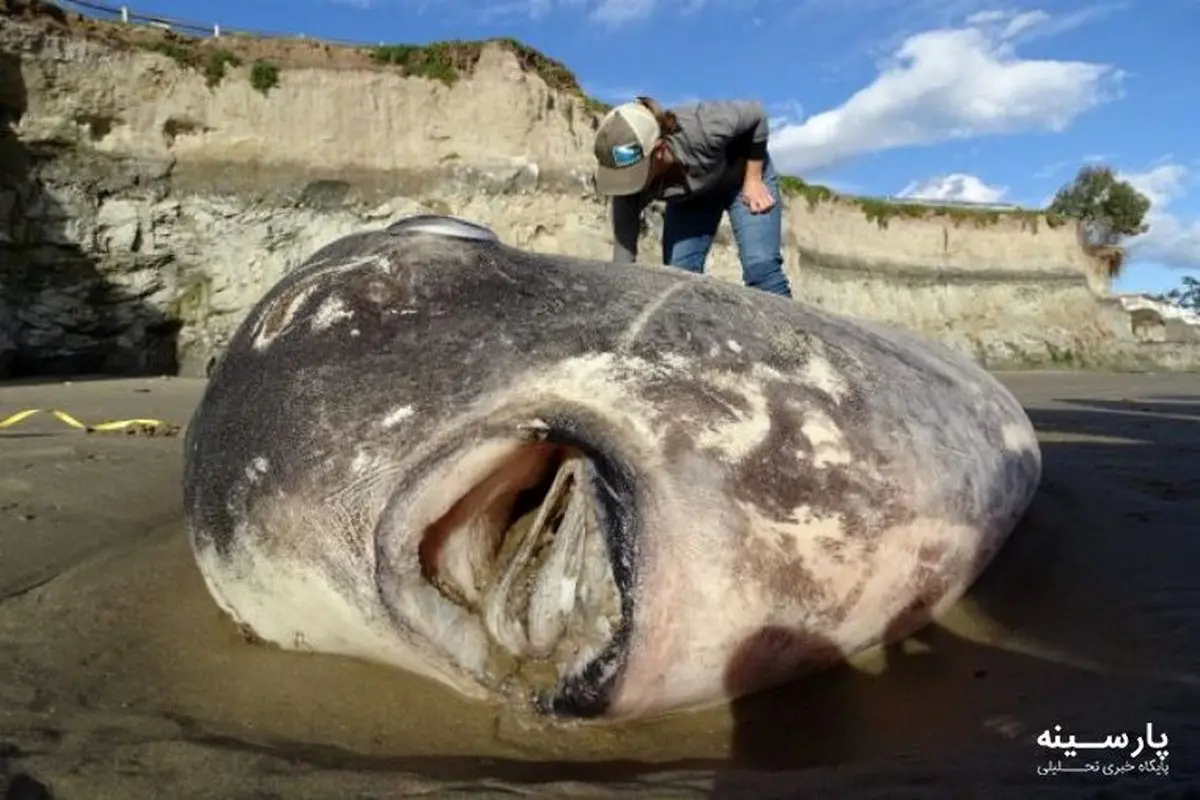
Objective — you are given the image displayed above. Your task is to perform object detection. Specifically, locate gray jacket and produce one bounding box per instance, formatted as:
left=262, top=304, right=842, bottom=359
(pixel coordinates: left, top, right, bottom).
left=610, top=99, right=770, bottom=264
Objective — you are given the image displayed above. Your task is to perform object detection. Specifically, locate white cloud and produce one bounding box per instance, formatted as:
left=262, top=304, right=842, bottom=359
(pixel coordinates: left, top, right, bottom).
left=898, top=173, right=1009, bottom=204
left=1124, top=163, right=1186, bottom=207
left=994, top=4, right=1123, bottom=42
left=967, top=4, right=1122, bottom=42
left=1121, top=164, right=1200, bottom=270
left=770, top=8, right=1123, bottom=173
left=968, top=9, right=1049, bottom=38
left=589, top=0, right=656, bottom=24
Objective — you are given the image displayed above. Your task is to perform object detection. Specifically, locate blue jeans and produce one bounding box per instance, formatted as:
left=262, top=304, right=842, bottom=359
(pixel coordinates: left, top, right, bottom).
left=661, top=155, right=792, bottom=298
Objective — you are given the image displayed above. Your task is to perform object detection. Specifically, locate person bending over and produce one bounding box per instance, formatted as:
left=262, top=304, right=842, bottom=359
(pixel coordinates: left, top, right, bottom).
left=591, top=96, right=792, bottom=298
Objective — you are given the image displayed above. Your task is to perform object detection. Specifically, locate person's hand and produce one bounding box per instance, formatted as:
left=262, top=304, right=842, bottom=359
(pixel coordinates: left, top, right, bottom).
left=741, top=179, right=776, bottom=214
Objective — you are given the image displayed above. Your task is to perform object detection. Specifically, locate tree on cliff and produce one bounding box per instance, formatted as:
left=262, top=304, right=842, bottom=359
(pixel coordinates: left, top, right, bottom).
left=1048, top=165, right=1151, bottom=277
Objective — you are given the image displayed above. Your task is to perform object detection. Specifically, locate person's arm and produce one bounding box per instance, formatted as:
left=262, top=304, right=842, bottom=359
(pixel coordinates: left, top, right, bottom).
left=743, top=154, right=766, bottom=186
left=611, top=194, right=642, bottom=263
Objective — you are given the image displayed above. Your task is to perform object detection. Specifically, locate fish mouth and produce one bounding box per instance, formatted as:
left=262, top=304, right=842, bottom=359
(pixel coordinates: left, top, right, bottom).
left=414, top=416, right=638, bottom=718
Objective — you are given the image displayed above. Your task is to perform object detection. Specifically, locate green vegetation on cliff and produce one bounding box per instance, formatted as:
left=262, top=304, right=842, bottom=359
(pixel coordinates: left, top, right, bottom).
left=249, top=59, right=280, bottom=95
left=202, top=48, right=240, bottom=88
left=368, top=38, right=610, bottom=114
left=777, top=176, right=1058, bottom=230
left=143, top=39, right=198, bottom=68
left=369, top=43, right=463, bottom=85
left=138, top=38, right=277, bottom=95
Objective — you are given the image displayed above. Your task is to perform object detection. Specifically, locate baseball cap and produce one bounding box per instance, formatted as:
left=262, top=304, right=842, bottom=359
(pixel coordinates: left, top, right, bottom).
left=593, top=102, right=662, bottom=196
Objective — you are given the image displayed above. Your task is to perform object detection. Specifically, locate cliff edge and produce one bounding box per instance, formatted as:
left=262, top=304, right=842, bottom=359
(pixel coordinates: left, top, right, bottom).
left=1, top=0, right=1192, bottom=377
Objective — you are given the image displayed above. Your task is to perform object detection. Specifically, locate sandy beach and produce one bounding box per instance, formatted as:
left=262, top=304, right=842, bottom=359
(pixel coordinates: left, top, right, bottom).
left=0, top=371, right=1197, bottom=798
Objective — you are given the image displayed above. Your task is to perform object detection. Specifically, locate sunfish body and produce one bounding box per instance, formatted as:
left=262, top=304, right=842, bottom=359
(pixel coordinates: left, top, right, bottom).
left=182, top=214, right=1041, bottom=721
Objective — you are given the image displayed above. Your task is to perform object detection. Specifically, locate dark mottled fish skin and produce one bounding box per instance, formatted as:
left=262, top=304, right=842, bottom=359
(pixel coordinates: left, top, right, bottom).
left=182, top=214, right=1041, bottom=720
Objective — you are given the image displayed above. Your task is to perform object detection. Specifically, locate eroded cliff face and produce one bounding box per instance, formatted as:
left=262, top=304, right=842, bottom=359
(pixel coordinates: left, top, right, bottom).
left=0, top=4, right=1190, bottom=377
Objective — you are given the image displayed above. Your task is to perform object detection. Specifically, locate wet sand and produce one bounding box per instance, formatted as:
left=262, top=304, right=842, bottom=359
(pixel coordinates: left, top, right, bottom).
left=0, top=371, right=1197, bottom=798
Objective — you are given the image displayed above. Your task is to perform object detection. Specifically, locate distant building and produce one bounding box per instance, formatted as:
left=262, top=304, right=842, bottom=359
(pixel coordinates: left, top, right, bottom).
left=1113, top=293, right=1200, bottom=343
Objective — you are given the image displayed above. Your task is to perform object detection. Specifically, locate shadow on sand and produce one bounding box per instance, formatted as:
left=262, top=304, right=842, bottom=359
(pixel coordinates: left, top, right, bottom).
left=0, top=28, right=180, bottom=384
left=709, top=392, right=1200, bottom=795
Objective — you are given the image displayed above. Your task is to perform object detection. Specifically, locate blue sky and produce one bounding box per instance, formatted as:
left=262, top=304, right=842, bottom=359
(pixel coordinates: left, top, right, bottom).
left=82, top=0, right=1199, bottom=296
